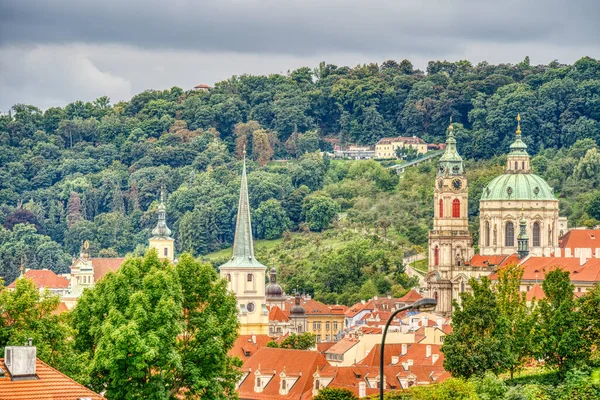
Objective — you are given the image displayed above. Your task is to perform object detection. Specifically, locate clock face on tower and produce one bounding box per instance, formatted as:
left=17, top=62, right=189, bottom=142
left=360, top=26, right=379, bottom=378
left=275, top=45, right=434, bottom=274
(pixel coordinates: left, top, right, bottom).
left=452, top=178, right=462, bottom=190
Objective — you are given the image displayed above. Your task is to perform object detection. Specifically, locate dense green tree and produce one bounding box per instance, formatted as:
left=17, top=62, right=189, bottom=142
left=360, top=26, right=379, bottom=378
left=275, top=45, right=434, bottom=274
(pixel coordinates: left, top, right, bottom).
left=279, top=332, right=316, bottom=350
left=442, top=277, right=509, bottom=378
left=313, top=387, right=358, bottom=400
left=302, top=194, right=340, bottom=231
left=253, top=199, right=292, bottom=240
left=536, top=268, right=590, bottom=379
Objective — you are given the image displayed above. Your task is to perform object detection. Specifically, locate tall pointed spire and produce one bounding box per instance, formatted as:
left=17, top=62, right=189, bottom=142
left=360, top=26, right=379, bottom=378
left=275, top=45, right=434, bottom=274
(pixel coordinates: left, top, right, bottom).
left=151, top=186, right=172, bottom=238
left=438, top=117, right=463, bottom=176
left=221, top=151, right=265, bottom=268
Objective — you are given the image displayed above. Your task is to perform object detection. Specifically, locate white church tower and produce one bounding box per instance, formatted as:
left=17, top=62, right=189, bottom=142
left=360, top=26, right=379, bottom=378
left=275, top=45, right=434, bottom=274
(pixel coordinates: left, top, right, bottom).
left=219, top=152, right=269, bottom=335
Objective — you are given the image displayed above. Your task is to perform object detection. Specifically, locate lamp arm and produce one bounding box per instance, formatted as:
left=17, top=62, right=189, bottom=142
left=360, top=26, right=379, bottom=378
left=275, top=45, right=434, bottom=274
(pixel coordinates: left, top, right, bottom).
left=380, top=304, right=412, bottom=400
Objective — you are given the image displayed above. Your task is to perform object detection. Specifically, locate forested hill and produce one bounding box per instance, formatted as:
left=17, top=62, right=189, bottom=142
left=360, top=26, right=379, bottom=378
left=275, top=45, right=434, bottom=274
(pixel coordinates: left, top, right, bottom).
left=1, top=57, right=600, bottom=286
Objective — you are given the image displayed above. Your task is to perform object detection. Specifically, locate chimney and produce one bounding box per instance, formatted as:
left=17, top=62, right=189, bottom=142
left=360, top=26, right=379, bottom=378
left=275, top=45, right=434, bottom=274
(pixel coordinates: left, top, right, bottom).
left=251, top=335, right=256, bottom=344
left=401, top=343, right=408, bottom=355
left=4, top=340, right=37, bottom=380
left=426, top=345, right=432, bottom=358
left=596, top=248, right=600, bottom=258
left=580, top=252, right=587, bottom=266
left=555, top=247, right=562, bottom=257
left=391, top=356, right=399, bottom=365
left=421, top=316, right=428, bottom=327
left=358, top=382, right=366, bottom=398
left=565, top=248, right=572, bottom=257
left=432, top=354, right=439, bottom=364
left=436, top=317, right=443, bottom=328
left=543, top=248, right=551, bottom=257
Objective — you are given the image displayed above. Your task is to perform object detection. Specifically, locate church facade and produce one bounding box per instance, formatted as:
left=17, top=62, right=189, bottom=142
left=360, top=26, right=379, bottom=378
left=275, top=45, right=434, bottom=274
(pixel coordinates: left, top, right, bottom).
left=426, top=116, right=566, bottom=315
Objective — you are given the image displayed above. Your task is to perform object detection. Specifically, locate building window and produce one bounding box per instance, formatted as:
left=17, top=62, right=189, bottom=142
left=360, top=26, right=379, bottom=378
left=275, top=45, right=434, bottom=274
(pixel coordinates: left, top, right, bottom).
left=256, top=377, right=261, bottom=388
left=533, top=222, right=540, bottom=247
left=515, top=161, right=518, bottom=170
left=282, top=379, right=287, bottom=390
left=434, top=246, right=439, bottom=266
left=164, top=247, right=168, bottom=256
left=452, top=199, right=460, bottom=218
left=505, top=222, right=515, bottom=247
left=317, top=322, right=321, bottom=330
left=226, top=273, right=231, bottom=281
left=461, top=282, right=465, bottom=292
left=247, top=273, right=253, bottom=282
left=334, top=322, right=338, bottom=331
left=439, top=199, right=444, bottom=218
left=485, top=221, right=490, bottom=247
left=434, top=291, right=438, bottom=302
left=313, top=322, right=317, bottom=331
left=326, top=322, right=330, bottom=331
left=522, top=161, right=525, bottom=170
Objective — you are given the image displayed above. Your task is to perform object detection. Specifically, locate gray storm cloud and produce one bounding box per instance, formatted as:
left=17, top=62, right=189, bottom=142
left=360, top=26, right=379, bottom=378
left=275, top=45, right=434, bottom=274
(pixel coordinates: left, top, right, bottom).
left=0, top=0, right=598, bottom=110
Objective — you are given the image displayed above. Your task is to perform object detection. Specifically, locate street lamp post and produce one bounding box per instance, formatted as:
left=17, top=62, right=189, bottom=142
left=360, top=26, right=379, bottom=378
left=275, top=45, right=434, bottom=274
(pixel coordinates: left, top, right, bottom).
left=379, top=297, right=437, bottom=400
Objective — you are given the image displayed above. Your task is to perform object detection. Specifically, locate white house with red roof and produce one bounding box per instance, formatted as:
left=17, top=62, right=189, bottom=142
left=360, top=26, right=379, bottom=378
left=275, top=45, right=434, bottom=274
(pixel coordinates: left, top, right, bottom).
left=7, top=269, right=69, bottom=296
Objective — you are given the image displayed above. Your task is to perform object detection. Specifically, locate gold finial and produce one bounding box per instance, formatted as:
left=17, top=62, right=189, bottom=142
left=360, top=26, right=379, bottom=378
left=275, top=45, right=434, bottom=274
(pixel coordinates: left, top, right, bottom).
left=83, top=240, right=90, bottom=250
left=448, top=116, right=453, bottom=131
left=516, top=114, right=521, bottom=135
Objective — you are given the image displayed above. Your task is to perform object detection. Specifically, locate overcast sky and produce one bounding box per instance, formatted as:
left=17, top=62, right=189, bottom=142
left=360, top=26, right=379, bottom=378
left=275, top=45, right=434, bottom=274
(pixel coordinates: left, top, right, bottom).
left=0, top=0, right=598, bottom=111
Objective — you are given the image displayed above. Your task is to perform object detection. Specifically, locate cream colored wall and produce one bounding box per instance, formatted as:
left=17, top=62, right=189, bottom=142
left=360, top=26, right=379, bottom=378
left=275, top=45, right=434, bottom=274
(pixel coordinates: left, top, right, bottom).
left=328, top=332, right=416, bottom=367
left=479, top=199, right=560, bottom=256
left=307, top=314, right=345, bottom=342
left=221, top=267, right=269, bottom=335
left=149, top=238, right=175, bottom=261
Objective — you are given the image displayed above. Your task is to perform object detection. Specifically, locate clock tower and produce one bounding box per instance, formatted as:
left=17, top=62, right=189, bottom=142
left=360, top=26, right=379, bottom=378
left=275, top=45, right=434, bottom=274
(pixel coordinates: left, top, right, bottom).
left=426, top=121, right=475, bottom=315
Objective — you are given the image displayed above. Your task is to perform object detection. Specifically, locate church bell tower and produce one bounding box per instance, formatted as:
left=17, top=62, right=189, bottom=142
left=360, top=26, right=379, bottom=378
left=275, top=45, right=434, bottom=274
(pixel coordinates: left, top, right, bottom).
left=427, top=121, right=474, bottom=315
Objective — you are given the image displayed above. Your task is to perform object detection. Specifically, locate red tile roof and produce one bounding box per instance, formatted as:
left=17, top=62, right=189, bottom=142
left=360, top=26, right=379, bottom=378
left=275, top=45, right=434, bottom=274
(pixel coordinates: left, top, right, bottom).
left=317, top=342, right=336, bottom=354
left=194, top=83, right=211, bottom=89
left=469, top=254, right=515, bottom=268
left=90, top=258, right=126, bottom=282
left=7, top=270, right=69, bottom=289
left=526, top=284, right=545, bottom=301
left=238, top=348, right=328, bottom=400
left=269, top=306, right=289, bottom=322
left=559, top=229, right=600, bottom=252
left=490, top=256, right=600, bottom=283
left=285, top=298, right=343, bottom=316
left=325, top=337, right=360, bottom=355
left=52, top=302, right=69, bottom=315
left=230, top=334, right=275, bottom=360
left=397, top=290, right=423, bottom=303
left=0, top=358, right=104, bottom=399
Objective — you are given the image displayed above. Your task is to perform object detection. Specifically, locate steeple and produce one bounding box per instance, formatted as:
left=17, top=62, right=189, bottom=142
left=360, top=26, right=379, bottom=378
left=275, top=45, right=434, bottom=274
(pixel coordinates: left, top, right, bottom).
left=220, top=152, right=266, bottom=268
left=151, top=187, right=172, bottom=239
left=438, top=118, right=464, bottom=176
left=506, top=114, right=531, bottom=173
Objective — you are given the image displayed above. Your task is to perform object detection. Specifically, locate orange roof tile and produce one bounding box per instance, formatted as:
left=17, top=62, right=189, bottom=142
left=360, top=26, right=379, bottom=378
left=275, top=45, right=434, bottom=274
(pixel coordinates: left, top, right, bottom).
left=238, top=348, right=327, bottom=399
left=490, top=256, right=600, bottom=284
left=52, top=302, right=69, bottom=315
left=269, top=306, right=289, bottom=322
left=0, top=358, right=103, bottom=399
left=89, top=258, right=126, bottom=282
left=230, top=334, right=275, bottom=360
left=325, top=337, right=359, bottom=355
left=397, top=290, right=423, bottom=303
left=317, top=342, right=336, bottom=354
left=285, top=298, right=342, bottom=316
left=559, top=229, right=600, bottom=251
left=526, top=284, right=545, bottom=301
left=7, top=270, right=69, bottom=289
left=469, top=254, right=513, bottom=268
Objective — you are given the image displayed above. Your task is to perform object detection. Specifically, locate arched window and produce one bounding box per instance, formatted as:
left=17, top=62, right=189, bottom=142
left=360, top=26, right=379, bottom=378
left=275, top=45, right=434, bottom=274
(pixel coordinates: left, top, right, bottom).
left=522, top=161, right=525, bottom=170
left=505, top=222, right=514, bottom=247
left=533, top=222, right=540, bottom=247
left=434, top=246, right=439, bottom=266
left=163, top=247, right=168, bottom=257
left=485, top=221, right=490, bottom=247
left=247, top=273, right=253, bottom=282
left=461, top=282, right=465, bottom=292
left=515, top=161, right=518, bottom=170
left=452, top=199, right=460, bottom=218
left=439, top=199, right=444, bottom=218
left=226, top=273, right=231, bottom=282
left=256, top=377, right=261, bottom=388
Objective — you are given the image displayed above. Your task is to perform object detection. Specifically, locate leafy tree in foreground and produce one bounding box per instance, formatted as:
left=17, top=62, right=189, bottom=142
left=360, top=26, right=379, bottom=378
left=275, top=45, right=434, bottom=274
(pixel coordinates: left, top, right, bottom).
left=536, top=268, right=589, bottom=379
left=578, top=284, right=600, bottom=362
left=313, top=387, right=358, bottom=400
left=442, top=277, right=509, bottom=379
left=72, top=250, right=240, bottom=399
left=495, top=264, right=536, bottom=379
left=279, top=332, right=316, bottom=350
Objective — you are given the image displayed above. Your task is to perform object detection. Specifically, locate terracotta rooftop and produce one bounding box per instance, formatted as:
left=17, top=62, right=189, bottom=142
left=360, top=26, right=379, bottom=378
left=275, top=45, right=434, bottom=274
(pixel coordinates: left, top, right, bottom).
left=324, top=337, right=360, bottom=355
left=489, top=256, right=600, bottom=284
left=89, top=258, right=126, bottom=282
left=285, top=298, right=344, bottom=316
left=559, top=229, right=600, bottom=251
left=52, top=302, right=69, bottom=315
left=0, top=358, right=103, bottom=399
left=269, top=306, right=290, bottom=322
left=469, top=254, right=516, bottom=268
left=193, top=83, right=211, bottom=89
left=526, top=284, right=546, bottom=301
left=230, top=334, right=274, bottom=361
left=7, top=270, right=69, bottom=289
left=238, top=347, right=327, bottom=400
left=397, top=289, right=423, bottom=303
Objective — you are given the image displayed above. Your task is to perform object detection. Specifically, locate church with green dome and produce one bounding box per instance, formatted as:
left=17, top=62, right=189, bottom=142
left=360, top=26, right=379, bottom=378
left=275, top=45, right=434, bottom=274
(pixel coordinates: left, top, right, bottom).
left=479, top=115, right=568, bottom=257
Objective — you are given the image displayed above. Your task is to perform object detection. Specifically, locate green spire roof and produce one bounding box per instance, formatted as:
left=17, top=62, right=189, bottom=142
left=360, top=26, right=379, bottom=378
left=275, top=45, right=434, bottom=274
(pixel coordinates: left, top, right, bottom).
left=151, top=189, right=172, bottom=239
left=508, top=114, right=529, bottom=156
left=438, top=121, right=464, bottom=176
left=219, top=156, right=266, bottom=269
